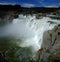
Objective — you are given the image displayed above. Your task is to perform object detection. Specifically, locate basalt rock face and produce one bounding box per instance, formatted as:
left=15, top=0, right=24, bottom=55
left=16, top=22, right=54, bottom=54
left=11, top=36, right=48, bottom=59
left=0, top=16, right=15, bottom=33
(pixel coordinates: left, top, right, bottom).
left=40, top=25, right=60, bottom=62
left=0, top=5, right=21, bottom=11
left=0, top=5, right=22, bottom=25
left=0, top=14, right=18, bottom=25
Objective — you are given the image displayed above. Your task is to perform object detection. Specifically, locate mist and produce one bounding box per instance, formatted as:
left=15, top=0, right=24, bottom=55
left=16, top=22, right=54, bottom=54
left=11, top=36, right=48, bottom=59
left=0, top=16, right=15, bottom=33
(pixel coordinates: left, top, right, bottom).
left=0, top=14, right=60, bottom=52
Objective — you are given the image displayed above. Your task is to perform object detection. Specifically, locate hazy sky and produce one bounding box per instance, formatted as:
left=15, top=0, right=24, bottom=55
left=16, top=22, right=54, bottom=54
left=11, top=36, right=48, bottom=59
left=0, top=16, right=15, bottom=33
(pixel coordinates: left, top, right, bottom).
left=0, top=0, right=60, bottom=7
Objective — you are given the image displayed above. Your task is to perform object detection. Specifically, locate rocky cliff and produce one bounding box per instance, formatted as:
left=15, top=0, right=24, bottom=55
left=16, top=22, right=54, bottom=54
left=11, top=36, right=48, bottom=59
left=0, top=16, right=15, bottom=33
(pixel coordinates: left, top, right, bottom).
left=38, top=25, right=60, bottom=62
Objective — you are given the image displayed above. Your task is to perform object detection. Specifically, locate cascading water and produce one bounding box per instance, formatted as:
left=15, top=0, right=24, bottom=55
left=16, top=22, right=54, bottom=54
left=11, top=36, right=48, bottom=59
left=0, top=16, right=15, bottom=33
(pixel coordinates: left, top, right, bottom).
left=0, top=14, right=60, bottom=53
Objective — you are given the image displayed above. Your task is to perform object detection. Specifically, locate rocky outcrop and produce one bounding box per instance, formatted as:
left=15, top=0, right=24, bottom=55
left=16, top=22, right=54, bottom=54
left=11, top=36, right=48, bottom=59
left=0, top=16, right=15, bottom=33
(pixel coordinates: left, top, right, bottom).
left=37, top=25, right=60, bottom=62
left=0, top=14, right=18, bottom=25
left=0, top=5, right=21, bottom=25
left=0, top=5, right=21, bottom=11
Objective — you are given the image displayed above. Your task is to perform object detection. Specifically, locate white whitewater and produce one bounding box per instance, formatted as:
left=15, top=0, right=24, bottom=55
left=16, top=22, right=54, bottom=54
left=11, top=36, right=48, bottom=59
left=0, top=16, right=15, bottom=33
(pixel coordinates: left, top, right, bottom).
left=0, top=14, right=60, bottom=52
left=13, top=14, right=60, bottom=52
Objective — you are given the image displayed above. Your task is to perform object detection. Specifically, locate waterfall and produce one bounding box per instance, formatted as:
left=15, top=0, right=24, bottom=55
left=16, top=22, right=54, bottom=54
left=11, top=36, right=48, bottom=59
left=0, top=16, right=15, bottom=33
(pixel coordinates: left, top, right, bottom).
left=0, top=14, right=60, bottom=52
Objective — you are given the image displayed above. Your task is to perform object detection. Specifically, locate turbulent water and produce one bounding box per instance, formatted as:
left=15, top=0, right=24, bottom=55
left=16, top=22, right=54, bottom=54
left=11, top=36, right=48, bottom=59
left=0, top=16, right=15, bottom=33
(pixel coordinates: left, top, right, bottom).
left=0, top=14, right=60, bottom=53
